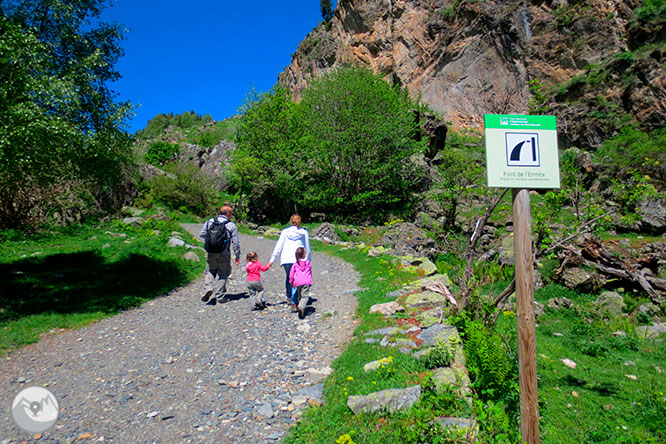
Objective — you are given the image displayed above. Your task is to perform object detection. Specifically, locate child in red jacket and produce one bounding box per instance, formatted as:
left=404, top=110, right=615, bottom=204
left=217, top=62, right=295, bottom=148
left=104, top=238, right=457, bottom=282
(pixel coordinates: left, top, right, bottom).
left=289, top=247, right=312, bottom=319
left=245, top=251, right=271, bottom=310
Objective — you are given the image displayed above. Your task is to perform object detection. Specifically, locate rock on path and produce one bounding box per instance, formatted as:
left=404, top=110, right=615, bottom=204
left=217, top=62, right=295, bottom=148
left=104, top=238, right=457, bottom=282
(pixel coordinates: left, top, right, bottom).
left=0, top=225, right=360, bottom=443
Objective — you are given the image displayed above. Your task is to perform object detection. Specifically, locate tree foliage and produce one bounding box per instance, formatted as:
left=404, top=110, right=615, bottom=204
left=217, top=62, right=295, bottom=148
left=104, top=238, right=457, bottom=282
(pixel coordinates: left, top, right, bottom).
left=320, top=0, right=334, bottom=21
left=149, top=163, right=215, bottom=216
left=0, top=0, right=135, bottom=229
left=137, top=111, right=214, bottom=139
left=144, top=141, right=181, bottom=166
left=232, top=66, right=426, bottom=222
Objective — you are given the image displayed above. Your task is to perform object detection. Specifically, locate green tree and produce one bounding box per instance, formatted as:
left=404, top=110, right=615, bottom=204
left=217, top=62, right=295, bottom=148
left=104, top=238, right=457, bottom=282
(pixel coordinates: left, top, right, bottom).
left=320, top=0, right=334, bottom=21
left=0, top=1, right=134, bottom=229
left=144, top=141, right=182, bottom=166
left=150, top=163, right=215, bottom=216
left=233, top=87, right=304, bottom=220
left=298, top=65, right=426, bottom=220
left=233, top=67, right=426, bottom=222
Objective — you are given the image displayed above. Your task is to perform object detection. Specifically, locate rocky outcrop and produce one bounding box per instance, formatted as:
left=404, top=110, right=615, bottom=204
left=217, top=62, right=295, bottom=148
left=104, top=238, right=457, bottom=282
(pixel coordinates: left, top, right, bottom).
left=278, top=0, right=663, bottom=147
left=180, top=140, right=235, bottom=191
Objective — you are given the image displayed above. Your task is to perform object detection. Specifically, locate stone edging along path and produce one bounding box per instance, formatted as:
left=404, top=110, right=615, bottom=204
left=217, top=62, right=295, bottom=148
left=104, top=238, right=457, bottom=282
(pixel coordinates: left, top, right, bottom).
left=0, top=224, right=360, bottom=443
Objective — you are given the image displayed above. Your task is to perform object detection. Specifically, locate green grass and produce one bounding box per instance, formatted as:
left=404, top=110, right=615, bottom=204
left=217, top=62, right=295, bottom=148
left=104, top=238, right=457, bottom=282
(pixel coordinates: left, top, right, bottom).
left=286, top=240, right=665, bottom=443
left=285, top=242, right=520, bottom=444
left=528, top=284, right=666, bottom=443
left=0, top=220, right=205, bottom=354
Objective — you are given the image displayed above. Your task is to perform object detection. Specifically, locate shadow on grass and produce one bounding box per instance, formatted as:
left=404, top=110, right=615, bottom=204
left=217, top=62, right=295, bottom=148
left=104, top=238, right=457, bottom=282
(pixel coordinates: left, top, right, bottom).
left=0, top=251, right=190, bottom=324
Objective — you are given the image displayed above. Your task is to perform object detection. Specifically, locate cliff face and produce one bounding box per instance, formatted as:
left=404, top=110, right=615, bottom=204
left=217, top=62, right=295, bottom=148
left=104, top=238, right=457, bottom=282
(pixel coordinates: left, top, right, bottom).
left=278, top=0, right=664, bottom=148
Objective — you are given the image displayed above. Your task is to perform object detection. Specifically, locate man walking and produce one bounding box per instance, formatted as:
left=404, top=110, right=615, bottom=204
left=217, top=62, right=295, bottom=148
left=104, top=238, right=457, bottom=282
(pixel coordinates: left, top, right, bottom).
left=199, top=205, right=241, bottom=304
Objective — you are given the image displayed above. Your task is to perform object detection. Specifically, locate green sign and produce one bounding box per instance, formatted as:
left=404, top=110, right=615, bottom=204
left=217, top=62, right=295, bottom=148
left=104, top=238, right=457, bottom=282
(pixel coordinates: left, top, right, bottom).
left=485, top=114, right=560, bottom=189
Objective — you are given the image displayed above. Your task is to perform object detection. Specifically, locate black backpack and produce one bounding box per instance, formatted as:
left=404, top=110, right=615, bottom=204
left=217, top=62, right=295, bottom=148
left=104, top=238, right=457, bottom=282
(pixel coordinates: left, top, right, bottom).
left=205, top=218, right=230, bottom=253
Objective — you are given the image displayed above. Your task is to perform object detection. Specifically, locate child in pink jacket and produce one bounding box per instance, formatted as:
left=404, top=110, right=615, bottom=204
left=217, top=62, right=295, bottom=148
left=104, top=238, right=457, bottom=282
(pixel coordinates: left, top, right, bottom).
left=245, top=251, right=271, bottom=310
left=289, top=247, right=312, bottom=319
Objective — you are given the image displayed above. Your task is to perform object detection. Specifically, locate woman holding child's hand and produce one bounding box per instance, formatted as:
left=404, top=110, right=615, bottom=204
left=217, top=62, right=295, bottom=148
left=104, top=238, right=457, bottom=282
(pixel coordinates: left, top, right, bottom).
left=267, top=214, right=310, bottom=308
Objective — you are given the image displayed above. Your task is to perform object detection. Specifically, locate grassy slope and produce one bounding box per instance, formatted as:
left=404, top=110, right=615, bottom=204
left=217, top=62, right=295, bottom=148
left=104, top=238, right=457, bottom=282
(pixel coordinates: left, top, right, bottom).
left=0, top=220, right=205, bottom=355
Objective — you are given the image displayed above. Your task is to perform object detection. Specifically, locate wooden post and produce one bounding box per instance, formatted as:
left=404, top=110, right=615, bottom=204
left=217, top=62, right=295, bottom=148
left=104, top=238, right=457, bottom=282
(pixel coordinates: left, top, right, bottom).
left=512, top=188, right=540, bottom=444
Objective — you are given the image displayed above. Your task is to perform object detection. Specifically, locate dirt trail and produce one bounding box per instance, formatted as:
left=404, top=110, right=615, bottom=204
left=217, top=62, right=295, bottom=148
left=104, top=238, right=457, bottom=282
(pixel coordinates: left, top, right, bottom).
left=0, top=226, right=360, bottom=443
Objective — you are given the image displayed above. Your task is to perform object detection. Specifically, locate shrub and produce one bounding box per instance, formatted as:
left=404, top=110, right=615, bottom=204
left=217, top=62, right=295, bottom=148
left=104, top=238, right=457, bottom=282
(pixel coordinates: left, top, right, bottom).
left=463, top=320, right=519, bottom=408
left=149, top=163, right=215, bottom=215
left=421, top=344, right=452, bottom=369
left=138, top=111, right=213, bottom=139
left=145, top=141, right=182, bottom=166
left=597, top=127, right=666, bottom=186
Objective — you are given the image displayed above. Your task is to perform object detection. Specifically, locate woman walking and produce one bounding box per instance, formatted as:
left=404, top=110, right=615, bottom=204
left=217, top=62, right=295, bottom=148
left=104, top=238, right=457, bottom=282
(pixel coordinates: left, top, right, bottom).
left=267, top=214, right=311, bottom=308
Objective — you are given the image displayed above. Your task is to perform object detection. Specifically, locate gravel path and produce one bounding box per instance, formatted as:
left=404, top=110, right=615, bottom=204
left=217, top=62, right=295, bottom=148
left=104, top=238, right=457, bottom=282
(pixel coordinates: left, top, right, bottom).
left=0, top=225, right=360, bottom=443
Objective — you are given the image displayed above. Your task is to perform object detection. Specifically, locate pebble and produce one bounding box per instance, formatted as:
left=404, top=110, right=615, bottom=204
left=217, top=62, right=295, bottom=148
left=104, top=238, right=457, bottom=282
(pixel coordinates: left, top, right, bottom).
left=0, top=228, right=359, bottom=443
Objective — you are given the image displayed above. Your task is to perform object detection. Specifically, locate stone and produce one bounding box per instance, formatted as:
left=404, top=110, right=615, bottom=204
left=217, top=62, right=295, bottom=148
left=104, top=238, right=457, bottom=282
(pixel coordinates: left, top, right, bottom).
left=369, top=302, right=405, bottom=316
left=534, top=301, right=546, bottom=318
left=417, top=307, right=445, bottom=328
left=367, top=246, right=386, bottom=257
left=168, top=238, right=186, bottom=247
left=122, top=217, right=146, bottom=227
left=405, top=291, right=448, bottom=309
left=183, top=251, right=200, bottom=261
left=498, top=235, right=515, bottom=265
left=416, top=323, right=459, bottom=348
left=398, top=256, right=438, bottom=276
left=407, top=274, right=453, bottom=290
left=365, top=327, right=405, bottom=337
left=310, top=223, right=340, bottom=242
left=593, top=291, right=625, bottom=316
left=561, top=359, right=577, bottom=369
left=379, top=223, right=437, bottom=259
left=264, top=228, right=282, bottom=237
left=432, top=367, right=472, bottom=405
left=386, top=288, right=408, bottom=299
left=561, top=267, right=604, bottom=293
left=294, top=383, right=324, bottom=401
left=435, top=417, right=479, bottom=441
left=547, top=297, right=573, bottom=310
left=637, top=198, right=666, bottom=233
left=635, top=322, right=666, bottom=339
left=363, top=357, right=393, bottom=372
left=637, top=303, right=661, bottom=317
left=256, top=403, right=274, bottom=419
left=347, top=385, right=421, bottom=415
left=121, top=206, right=145, bottom=217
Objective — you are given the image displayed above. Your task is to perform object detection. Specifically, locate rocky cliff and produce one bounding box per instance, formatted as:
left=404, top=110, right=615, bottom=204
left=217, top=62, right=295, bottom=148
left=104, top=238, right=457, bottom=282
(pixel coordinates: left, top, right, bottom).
left=278, top=0, right=665, bottom=148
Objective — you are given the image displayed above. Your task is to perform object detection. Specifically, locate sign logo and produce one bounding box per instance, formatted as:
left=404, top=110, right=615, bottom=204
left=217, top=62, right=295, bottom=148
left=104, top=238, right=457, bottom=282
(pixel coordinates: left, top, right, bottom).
left=506, top=132, right=540, bottom=167
left=11, top=386, right=59, bottom=433
left=500, top=116, right=509, bottom=126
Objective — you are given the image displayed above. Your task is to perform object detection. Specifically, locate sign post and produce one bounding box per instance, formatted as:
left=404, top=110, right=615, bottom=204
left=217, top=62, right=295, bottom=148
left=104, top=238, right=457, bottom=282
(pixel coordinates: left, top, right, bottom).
left=485, top=114, right=560, bottom=444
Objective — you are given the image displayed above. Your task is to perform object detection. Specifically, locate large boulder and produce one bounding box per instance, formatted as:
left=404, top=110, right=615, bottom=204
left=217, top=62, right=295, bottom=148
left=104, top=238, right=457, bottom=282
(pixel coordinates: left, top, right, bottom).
left=380, top=222, right=437, bottom=260
left=638, top=199, right=666, bottom=234
left=560, top=267, right=606, bottom=293
left=405, top=291, right=448, bottom=309
left=347, top=386, right=421, bottom=415
left=310, top=223, right=341, bottom=242
left=398, top=255, right=438, bottom=276
left=181, top=140, right=235, bottom=190
left=593, top=291, right=626, bottom=316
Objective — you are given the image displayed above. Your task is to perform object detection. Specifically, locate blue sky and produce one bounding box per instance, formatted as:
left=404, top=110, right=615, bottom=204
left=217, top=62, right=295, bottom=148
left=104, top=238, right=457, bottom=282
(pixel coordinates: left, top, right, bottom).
left=100, top=1, right=330, bottom=133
